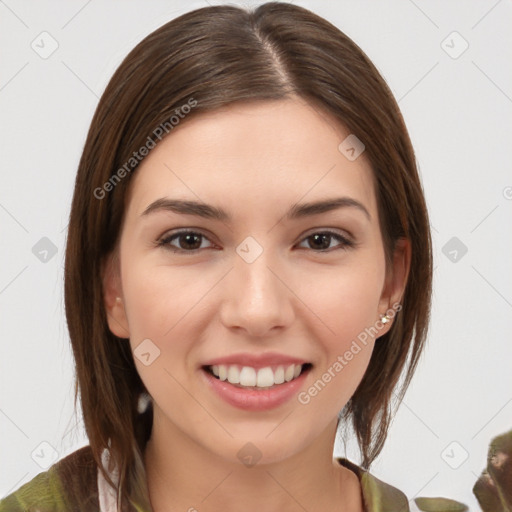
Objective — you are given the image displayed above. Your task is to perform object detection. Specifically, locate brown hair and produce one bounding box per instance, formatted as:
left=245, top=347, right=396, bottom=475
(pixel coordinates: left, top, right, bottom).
left=64, top=2, right=432, bottom=509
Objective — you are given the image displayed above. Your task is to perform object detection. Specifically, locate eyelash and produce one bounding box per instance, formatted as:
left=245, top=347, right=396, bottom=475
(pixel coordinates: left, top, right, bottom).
left=156, top=229, right=356, bottom=255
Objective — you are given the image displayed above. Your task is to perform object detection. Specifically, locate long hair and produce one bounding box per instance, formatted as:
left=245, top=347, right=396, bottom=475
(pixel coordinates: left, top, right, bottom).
left=64, top=3, right=432, bottom=509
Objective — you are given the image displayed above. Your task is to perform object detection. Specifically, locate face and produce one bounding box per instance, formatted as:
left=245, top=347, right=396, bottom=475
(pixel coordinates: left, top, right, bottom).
left=103, top=98, right=408, bottom=466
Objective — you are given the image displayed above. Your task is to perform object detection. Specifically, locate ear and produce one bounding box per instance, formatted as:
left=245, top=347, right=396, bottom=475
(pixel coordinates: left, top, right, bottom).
left=377, top=237, right=411, bottom=336
left=102, top=250, right=130, bottom=339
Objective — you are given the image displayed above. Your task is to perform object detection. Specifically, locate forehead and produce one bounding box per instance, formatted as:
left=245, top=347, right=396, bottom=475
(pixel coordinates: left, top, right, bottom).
left=125, top=99, right=378, bottom=222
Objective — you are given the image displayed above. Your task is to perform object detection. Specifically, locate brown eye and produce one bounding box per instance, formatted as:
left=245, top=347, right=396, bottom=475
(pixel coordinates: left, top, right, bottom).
left=159, top=231, right=213, bottom=253
left=297, top=231, right=354, bottom=252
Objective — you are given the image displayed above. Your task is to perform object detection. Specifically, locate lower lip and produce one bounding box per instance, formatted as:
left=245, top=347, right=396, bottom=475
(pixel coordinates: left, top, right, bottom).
left=201, top=367, right=310, bottom=411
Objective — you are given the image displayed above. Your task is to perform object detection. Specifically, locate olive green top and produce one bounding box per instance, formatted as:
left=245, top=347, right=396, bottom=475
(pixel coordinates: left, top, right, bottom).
left=1, top=428, right=510, bottom=512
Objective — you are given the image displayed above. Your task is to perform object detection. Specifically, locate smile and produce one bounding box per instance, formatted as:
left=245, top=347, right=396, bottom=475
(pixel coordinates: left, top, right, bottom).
left=205, top=363, right=311, bottom=389
left=201, top=362, right=313, bottom=411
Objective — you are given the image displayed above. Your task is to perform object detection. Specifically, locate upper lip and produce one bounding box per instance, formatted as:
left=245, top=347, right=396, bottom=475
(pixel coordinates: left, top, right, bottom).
left=202, top=352, right=309, bottom=370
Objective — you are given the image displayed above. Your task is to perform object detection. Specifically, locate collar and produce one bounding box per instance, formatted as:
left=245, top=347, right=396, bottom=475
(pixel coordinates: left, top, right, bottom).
left=336, top=457, right=410, bottom=512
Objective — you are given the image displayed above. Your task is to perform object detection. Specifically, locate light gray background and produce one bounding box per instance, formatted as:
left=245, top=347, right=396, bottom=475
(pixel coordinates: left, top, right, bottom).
left=1, top=1, right=511, bottom=509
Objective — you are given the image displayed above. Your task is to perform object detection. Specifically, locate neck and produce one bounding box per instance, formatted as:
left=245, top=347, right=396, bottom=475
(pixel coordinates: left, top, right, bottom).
left=143, top=412, right=363, bottom=512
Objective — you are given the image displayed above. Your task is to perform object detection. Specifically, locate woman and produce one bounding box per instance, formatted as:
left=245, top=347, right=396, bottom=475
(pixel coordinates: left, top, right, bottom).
left=0, top=3, right=474, bottom=511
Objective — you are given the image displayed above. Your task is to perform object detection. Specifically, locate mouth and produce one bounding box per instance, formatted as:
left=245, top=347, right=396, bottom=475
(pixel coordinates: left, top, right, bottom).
left=202, top=363, right=313, bottom=390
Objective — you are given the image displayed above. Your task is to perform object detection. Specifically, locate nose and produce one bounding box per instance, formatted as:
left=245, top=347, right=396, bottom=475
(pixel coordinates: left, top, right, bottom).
left=219, top=245, right=295, bottom=338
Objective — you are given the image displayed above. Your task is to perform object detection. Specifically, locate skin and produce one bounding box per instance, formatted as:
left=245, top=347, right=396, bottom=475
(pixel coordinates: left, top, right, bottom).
left=103, top=98, right=410, bottom=512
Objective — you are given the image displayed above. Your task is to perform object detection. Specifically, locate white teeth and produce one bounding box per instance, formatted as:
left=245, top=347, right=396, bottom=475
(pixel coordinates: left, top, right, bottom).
left=209, top=363, right=305, bottom=388
left=284, top=364, right=295, bottom=382
left=227, top=365, right=240, bottom=384
left=256, top=367, right=274, bottom=387
left=239, top=366, right=257, bottom=386
left=274, top=366, right=285, bottom=384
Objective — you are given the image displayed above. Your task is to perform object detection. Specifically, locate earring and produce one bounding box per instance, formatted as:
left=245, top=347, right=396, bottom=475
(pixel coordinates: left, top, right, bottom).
left=380, top=314, right=391, bottom=324
left=137, top=392, right=152, bottom=414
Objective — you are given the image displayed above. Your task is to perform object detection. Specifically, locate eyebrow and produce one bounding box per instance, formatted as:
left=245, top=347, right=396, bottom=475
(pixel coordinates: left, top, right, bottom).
left=141, top=196, right=371, bottom=222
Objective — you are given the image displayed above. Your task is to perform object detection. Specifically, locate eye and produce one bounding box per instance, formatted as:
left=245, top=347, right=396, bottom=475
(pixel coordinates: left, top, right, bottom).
left=296, top=230, right=355, bottom=252
left=158, top=230, right=215, bottom=253
left=157, top=229, right=355, bottom=254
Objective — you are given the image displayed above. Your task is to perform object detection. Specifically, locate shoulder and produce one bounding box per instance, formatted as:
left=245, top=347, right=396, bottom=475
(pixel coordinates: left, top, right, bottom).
left=338, top=457, right=411, bottom=511
left=336, top=458, right=468, bottom=512
left=0, top=445, right=100, bottom=512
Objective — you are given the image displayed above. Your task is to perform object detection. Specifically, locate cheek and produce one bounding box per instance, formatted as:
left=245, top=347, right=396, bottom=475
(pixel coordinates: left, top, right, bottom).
left=121, top=256, right=208, bottom=341
left=304, top=260, right=384, bottom=341
left=120, top=259, right=207, bottom=406
left=300, top=287, right=379, bottom=415
left=299, top=259, right=383, bottom=400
